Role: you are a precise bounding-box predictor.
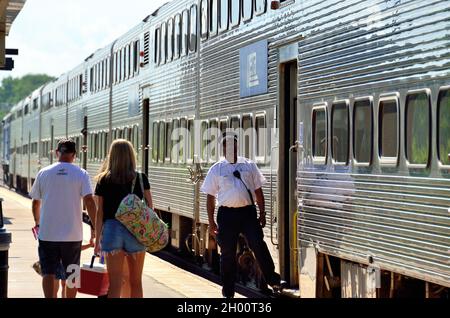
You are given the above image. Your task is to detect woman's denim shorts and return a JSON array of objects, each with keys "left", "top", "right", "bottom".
[{"left": 101, "top": 219, "right": 146, "bottom": 255}]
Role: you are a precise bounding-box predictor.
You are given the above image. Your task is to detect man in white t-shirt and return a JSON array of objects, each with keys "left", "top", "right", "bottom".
[{"left": 29, "top": 139, "right": 97, "bottom": 298}]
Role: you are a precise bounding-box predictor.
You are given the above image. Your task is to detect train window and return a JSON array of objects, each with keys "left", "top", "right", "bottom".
[
  {"left": 219, "top": 0, "right": 229, "bottom": 33},
  {"left": 174, "top": 14, "right": 181, "bottom": 60},
  {"left": 104, "top": 132, "right": 109, "bottom": 158},
  {"left": 102, "top": 132, "right": 106, "bottom": 159},
  {"left": 438, "top": 89, "right": 450, "bottom": 166},
  {"left": 189, "top": 5, "right": 198, "bottom": 52},
  {"left": 181, "top": 10, "right": 189, "bottom": 57},
  {"left": 106, "top": 59, "right": 109, "bottom": 86},
  {"left": 332, "top": 102, "right": 349, "bottom": 164},
  {"left": 161, "top": 22, "right": 167, "bottom": 65},
  {"left": 353, "top": 99, "right": 373, "bottom": 164},
  {"left": 122, "top": 50, "right": 126, "bottom": 80},
  {"left": 123, "top": 47, "right": 127, "bottom": 79},
  {"left": 201, "top": 121, "right": 209, "bottom": 162},
  {"left": 242, "top": 115, "right": 253, "bottom": 159},
  {"left": 106, "top": 58, "right": 109, "bottom": 86},
  {"left": 230, "top": 116, "right": 241, "bottom": 148},
  {"left": 179, "top": 118, "right": 187, "bottom": 164},
  {"left": 107, "top": 57, "right": 111, "bottom": 85},
  {"left": 114, "top": 52, "right": 118, "bottom": 83},
  {"left": 209, "top": 119, "right": 219, "bottom": 162},
  {"left": 312, "top": 107, "right": 327, "bottom": 160},
  {"left": 102, "top": 60, "right": 106, "bottom": 88},
  {"left": 152, "top": 122, "right": 159, "bottom": 163},
  {"left": 133, "top": 125, "right": 140, "bottom": 153},
  {"left": 255, "top": 0, "right": 266, "bottom": 15},
  {"left": 127, "top": 45, "right": 132, "bottom": 78},
  {"left": 255, "top": 115, "right": 266, "bottom": 160},
  {"left": 154, "top": 27, "right": 161, "bottom": 65},
  {"left": 188, "top": 119, "right": 195, "bottom": 162},
  {"left": 87, "top": 134, "right": 92, "bottom": 160},
  {"left": 379, "top": 98, "right": 399, "bottom": 163},
  {"left": 96, "top": 64, "right": 99, "bottom": 90},
  {"left": 230, "top": 116, "right": 240, "bottom": 131},
  {"left": 165, "top": 121, "right": 173, "bottom": 162},
  {"left": 171, "top": 119, "right": 179, "bottom": 163},
  {"left": 90, "top": 67, "right": 94, "bottom": 90},
  {"left": 33, "top": 98, "right": 38, "bottom": 110},
  {"left": 230, "top": 0, "right": 240, "bottom": 28},
  {"left": 133, "top": 41, "right": 138, "bottom": 74},
  {"left": 118, "top": 50, "right": 122, "bottom": 82},
  {"left": 159, "top": 122, "right": 166, "bottom": 163},
  {"left": 210, "top": 0, "right": 218, "bottom": 37},
  {"left": 128, "top": 127, "right": 133, "bottom": 142},
  {"left": 219, "top": 118, "right": 228, "bottom": 136},
  {"left": 94, "top": 133, "right": 99, "bottom": 160},
  {"left": 167, "top": 18, "right": 174, "bottom": 62},
  {"left": 201, "top": 0, "right": 209, "bottom": 39},
  {"left": 24, "top": 104, "right": 29, "bottom": 115},
  {"left": 406, "top": 92, "right": 430, "bottom": 166},
  {"left": 242, "top": 0, "right": 253, "bottom": 22}
]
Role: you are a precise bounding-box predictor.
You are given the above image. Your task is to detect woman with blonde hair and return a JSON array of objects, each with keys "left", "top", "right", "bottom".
[{"left": 94, "top": 139, "right": 153, "bottom": 298}]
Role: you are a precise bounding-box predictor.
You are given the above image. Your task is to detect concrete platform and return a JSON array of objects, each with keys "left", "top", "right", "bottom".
[{"left": 0, "top": 187, "right": 243, "bottom": 298}]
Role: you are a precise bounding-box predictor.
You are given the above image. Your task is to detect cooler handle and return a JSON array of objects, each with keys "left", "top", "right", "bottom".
[{"left": 90, "top": 255, "right": 98, "bottom": 268}]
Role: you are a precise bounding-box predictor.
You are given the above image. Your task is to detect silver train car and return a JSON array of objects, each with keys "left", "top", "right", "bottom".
[{"left": 1, "top": 0, "right": 449, "bottom": 297}]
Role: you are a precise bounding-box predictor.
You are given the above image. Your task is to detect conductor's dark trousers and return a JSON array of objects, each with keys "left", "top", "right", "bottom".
[{"left": 217, "top": 205, "right": 280, "bottom": 298}]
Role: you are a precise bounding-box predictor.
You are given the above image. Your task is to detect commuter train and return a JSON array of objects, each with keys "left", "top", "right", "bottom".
[{"left": 1, "top": 0, "right": 449, "bottom": 298}]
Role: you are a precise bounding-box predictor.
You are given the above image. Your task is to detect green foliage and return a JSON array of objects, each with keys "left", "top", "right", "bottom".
[{"left": 0, "top": 74, "right": 55, "bottom": 107}]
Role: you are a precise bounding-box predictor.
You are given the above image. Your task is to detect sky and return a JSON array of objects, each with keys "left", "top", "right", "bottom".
[{"left": 1, "top": 0, "right": 168, "bottom": 82}]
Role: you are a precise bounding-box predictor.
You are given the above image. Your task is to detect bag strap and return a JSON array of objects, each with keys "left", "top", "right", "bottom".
[
  {"left": 233, "top": 170, "right": 255, "bottom": 206},
  {"left": 131, "top": 174, "right": 137, "bottom": 194},
  {"left": 138, "top": 172, "right": 148, "bottom": 207}
]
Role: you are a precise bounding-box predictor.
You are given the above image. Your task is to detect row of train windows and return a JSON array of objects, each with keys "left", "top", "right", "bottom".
[
  {"left": 15, "top": 98, "right": 38, "bottom": 118},
  {"left": 11, "top": 143, "right": 38, "bottom": 156},
  {"left": 312, "top": 89, "right": 450, "bottom": 166},
  {"left": 154, "top": 0, "right": 274, "bottom": 66},
  {"left": 151, "top": 114, "right": 267, "bottom": 164},
  {"left": 90, "top": 40, "right": 140, "bottom": 93},
  {"left": 87, "top": 126, "right": 141, "bottom": 161}
]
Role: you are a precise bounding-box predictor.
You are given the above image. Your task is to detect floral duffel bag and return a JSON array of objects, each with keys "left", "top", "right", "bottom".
[{"left": 115, "top": 173, "right": 169, "bottom": 253}]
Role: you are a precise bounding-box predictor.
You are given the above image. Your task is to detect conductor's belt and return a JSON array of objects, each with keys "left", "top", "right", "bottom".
[{"left": 219, "top": 205, "right": 255, "bottom": 211}]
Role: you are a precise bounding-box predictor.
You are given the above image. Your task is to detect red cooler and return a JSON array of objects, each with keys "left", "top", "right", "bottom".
[{"left": 78, "top": 255, "right": 109, "bottom": 296}]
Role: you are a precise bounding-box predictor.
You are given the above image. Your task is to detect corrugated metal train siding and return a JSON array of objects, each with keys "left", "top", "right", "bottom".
[
  {"left": 149, "top": 166, "right": 196, "bottom": 219},
  {"left": 297, "top": 0, "right": 450, "bottom": 287}
]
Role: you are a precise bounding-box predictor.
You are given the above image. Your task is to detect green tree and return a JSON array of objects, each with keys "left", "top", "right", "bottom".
[{"left": 0, "top": 74, "right": 55, "bottom": 107}]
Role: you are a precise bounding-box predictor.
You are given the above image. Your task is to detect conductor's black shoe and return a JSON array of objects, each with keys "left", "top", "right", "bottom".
[
  {"left": 270, "top": 280, "right": 288, "bottom": 293},
  {"left": 222, "top": 291, "right": 235, "bottom": 299}
]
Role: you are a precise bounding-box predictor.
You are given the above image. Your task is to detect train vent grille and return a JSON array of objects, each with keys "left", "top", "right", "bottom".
[{"left": 144, "top": 31, "right": 150, "bottom": 66}]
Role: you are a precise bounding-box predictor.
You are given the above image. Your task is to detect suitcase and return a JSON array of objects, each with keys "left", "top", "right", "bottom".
[{"left": 78, "top": 255, "right": 109, "bottom": 296}]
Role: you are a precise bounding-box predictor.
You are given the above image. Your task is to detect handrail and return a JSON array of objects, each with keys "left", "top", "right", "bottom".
[
  {"left": 291, "top": 209, "right": 300, "bottom": 251},
  {"left": 270, "top": 145, "right": 279, "bottom": 246}
]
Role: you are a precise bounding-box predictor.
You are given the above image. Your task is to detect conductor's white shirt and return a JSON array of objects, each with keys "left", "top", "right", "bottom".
[{"left": 201, "top": 157, "right": 267, "bottom": 208}]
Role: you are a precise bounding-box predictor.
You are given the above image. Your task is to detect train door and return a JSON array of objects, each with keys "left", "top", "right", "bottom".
[
  {"left": 278, "top": 56, "right": 299, "bottom": 287},
  {"left": 142, "top": 98, "right": 150, "bottom": 175}
]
